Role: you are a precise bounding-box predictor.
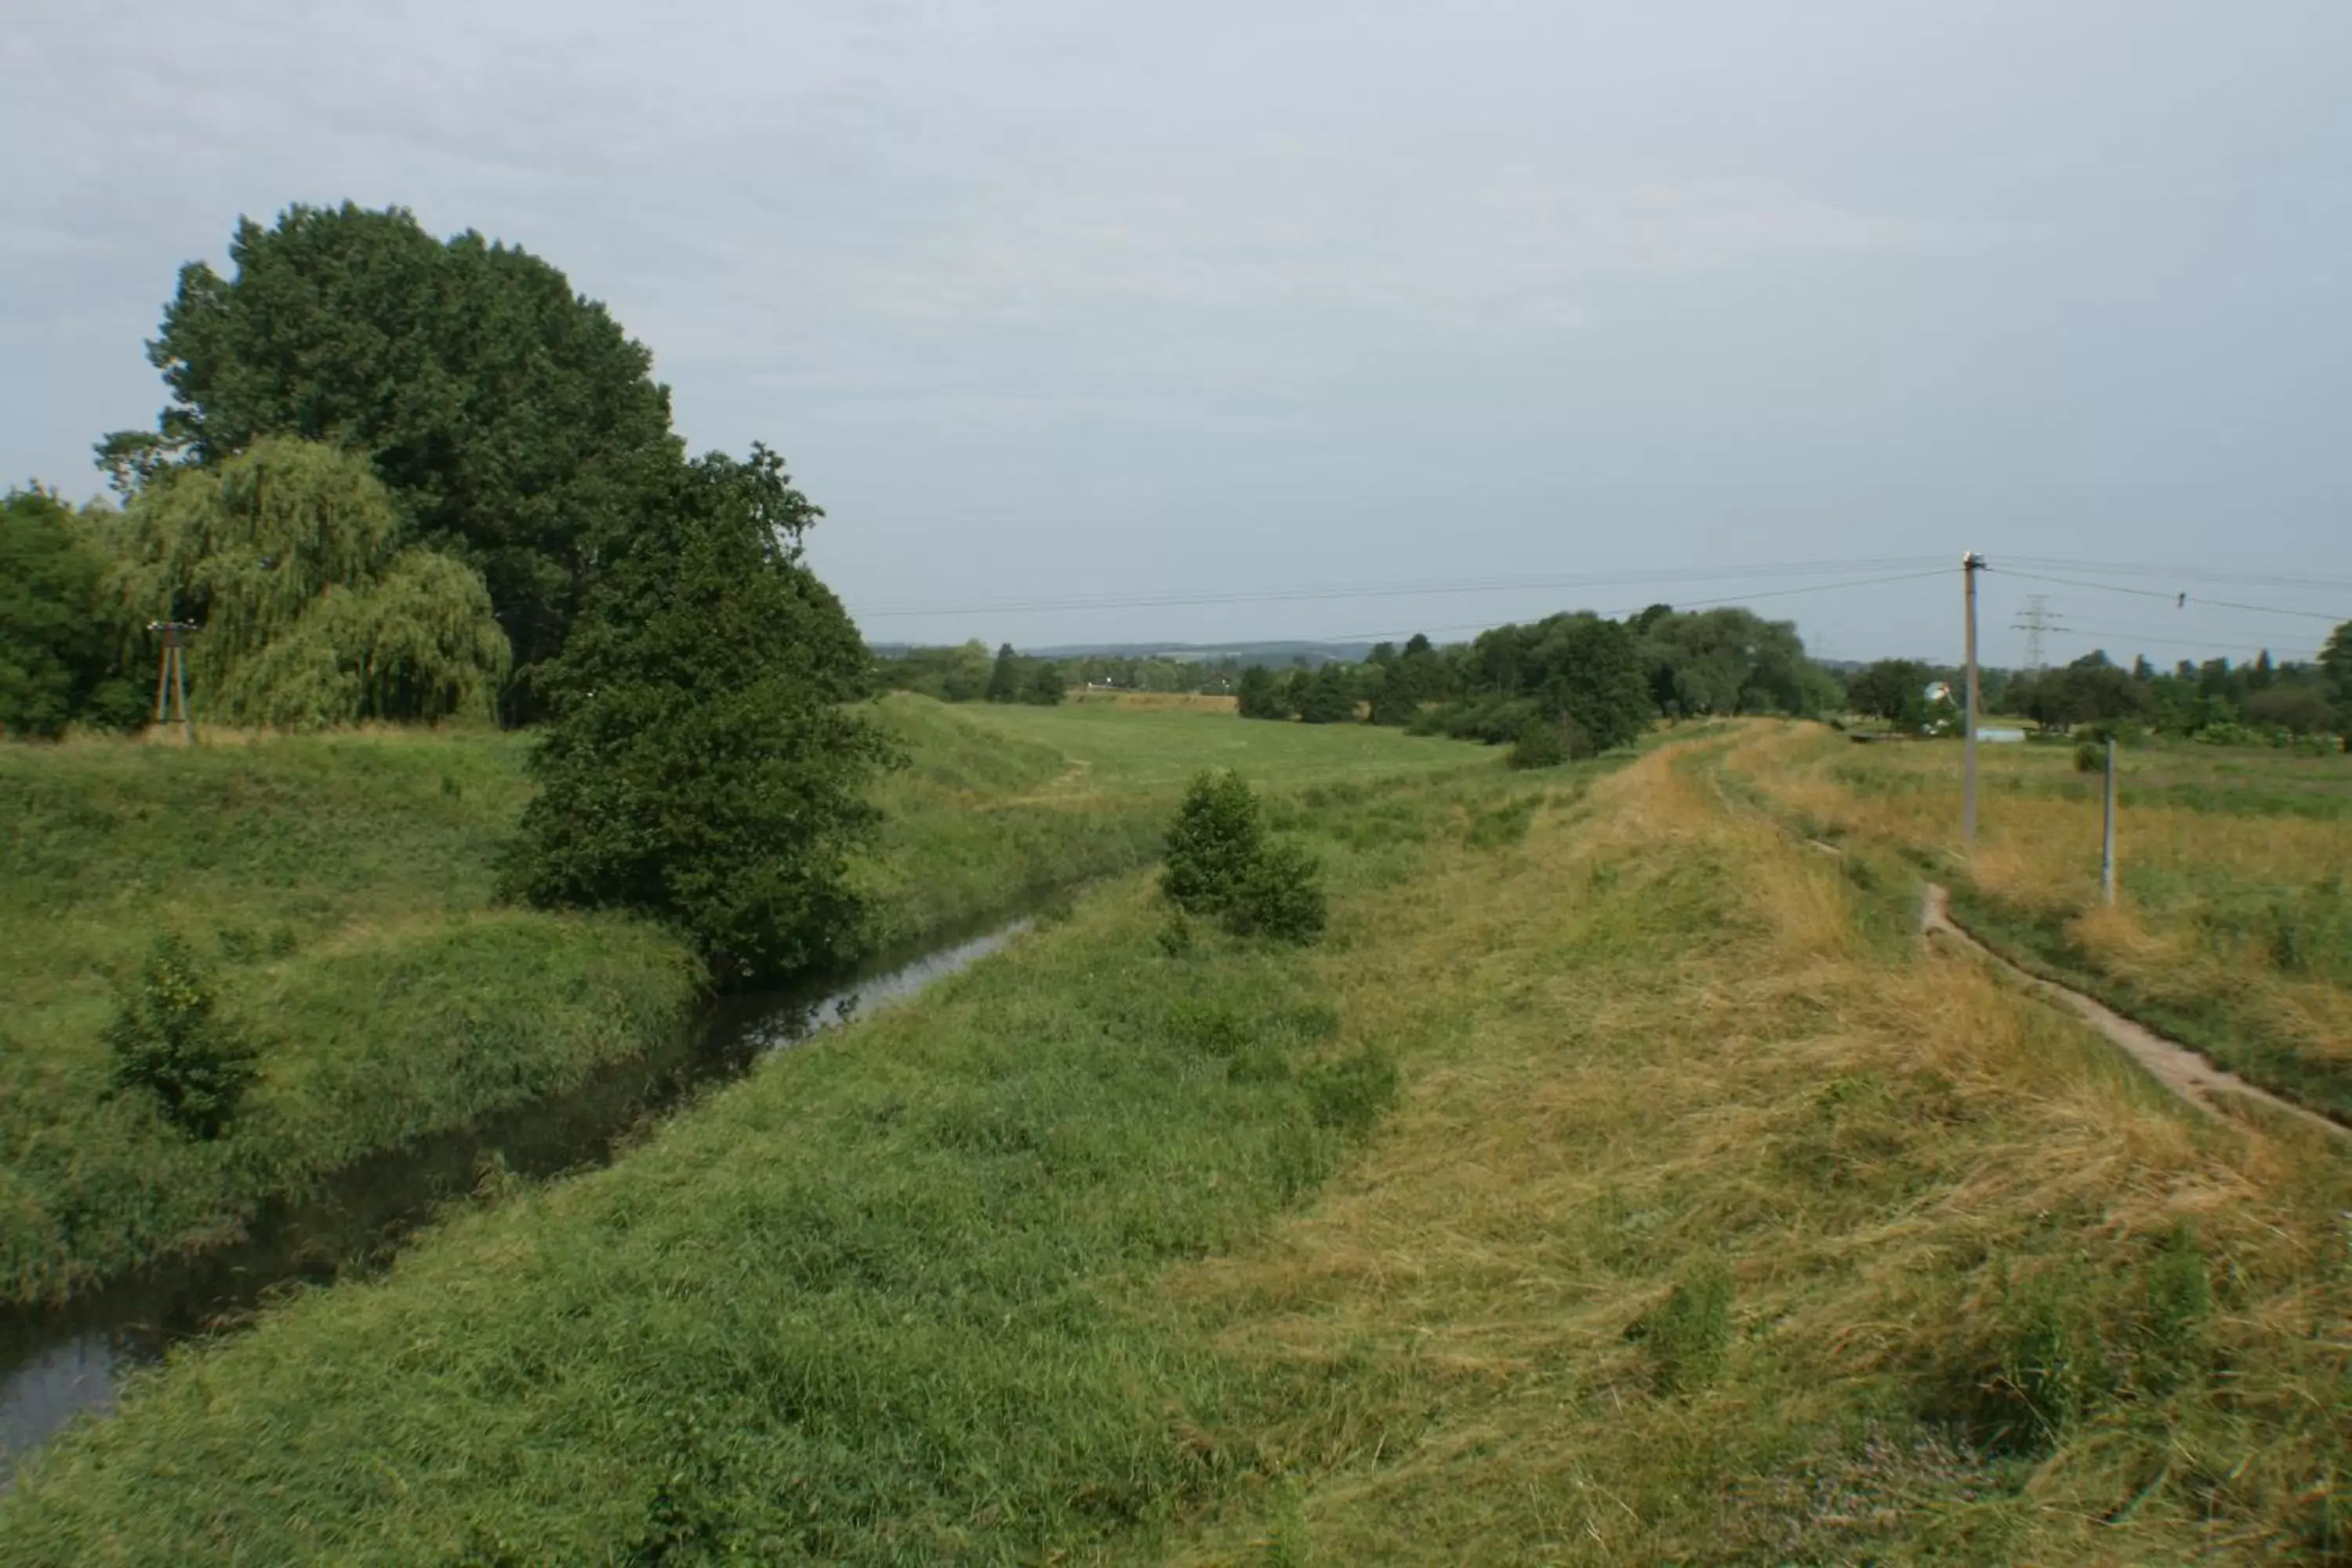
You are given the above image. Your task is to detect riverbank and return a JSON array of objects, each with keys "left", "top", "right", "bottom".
[
  {"left": 0, "top": 729, "right": 707, "bottom": 1308},
  {"left": 0, "top": 751, "right": 1524, "bottom": 1561},
  {"left": 0, "top": 697, "right": 1483, "bottom": 1311},
  {"left": 8, "top": 739, "right": 2348, "bottom": 1560}
]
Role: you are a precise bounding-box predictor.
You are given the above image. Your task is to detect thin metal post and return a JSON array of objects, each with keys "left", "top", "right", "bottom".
[
  {"left": 1962, "top": 553, "right": 1984, "bottom": 843},
  {"left": 2101, "top": 736, "right": 2118, "bottom": 905},
  {"left": 153, "top": 641, "right": 173, "bottom": 726}
]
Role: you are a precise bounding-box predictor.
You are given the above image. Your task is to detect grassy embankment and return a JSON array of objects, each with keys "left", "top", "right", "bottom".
[
  {"left": 0, "top": 694, "right": 1480, "bottom": 1308},
  {"left": 6, "top": 728, "right": 2348, "bottom": 1561},
  {"left": 1720, "top": 722, "right": 2352, "bottom": 1123},
  {"left": 858, "top": 692, "right": 1480, "bottom": 946}
]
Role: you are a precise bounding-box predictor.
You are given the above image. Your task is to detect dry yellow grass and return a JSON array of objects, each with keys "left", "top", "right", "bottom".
[
  {"left": 1067, "top": 690, "right": 1243, "bottom": 713},
  {"left": 1140, "top": 739, "right": 2352, "bottom": 1563},
  {"left": 1723, "top": 724, "right": 2352, "bottom": 1111}
]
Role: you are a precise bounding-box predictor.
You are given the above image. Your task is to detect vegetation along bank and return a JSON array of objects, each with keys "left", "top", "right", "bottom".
[{"left": 6, "top": 736, "right": 2350, "bottom": 1561}]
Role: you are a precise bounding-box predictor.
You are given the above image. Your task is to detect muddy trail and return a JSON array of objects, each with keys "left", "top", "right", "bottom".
[{"left": 1921, "top": 883, "right": 2350, "bottom": 1146}]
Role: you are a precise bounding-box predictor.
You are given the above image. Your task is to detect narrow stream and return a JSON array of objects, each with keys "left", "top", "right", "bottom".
[{"left": 0, "top": 914, "right": 1031, "bottom": 1488}]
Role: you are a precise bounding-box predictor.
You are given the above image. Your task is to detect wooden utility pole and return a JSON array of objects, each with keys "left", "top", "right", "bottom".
[
  {"left": 1962, "top": 553, "right": 1984, "bottom": 843},
  {"left": 2101, "top": 736, "right": 2119, "bottom": 905},
  {"left": 148, "top": 621, "right": 197, "bottom": 744}
]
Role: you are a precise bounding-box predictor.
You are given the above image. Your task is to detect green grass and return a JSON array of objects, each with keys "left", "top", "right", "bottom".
[
  {"left": 1725, "top": 724, "right": 2352, "bottom": 1124},
  {"left": 9, "top": 739, "right": 2351, "bottom": 1561},
  {"left": 957, "top": 701, "right": 1487, "bottom": 794},
  {"left": 0, "top": 770, "right": 1501, "bottom": 1563},
  {"left": 0, "top": 700, "right": 1494, "bottom": 1308},
  {"left": 0, "top": 730, "right": 709, "bottom": 1307},
  {"left": 855, "top": 696, "right": 1491, "bottom": 946}
]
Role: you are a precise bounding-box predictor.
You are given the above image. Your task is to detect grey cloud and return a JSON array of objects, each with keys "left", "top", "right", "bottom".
[{"left": 5, "top": 0, "right": 2349, "bottom": 662}]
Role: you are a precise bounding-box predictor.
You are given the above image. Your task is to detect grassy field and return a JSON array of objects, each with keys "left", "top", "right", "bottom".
[
  {"left": 0, "top": 698, "right": 1484, "bottom": 1308},
  {"left": 1720, "top": 724, "right": 2352, "bottom": 1122},
  {"left": 957, "top": 699, "right": 1486, "bottom": 793},
  {"left": 5, "top": 731, "right": 2349, "bottom": 1561},
  {"left": 0, "top": 728, "right": 705, "bottom": 1308},
  {"left": 858, "top": 695, "right": 1487, "bottom": 946}
]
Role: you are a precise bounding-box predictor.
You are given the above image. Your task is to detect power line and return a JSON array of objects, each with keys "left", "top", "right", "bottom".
[
  {"left": 858, "top": 555, "right": 1949, "bottom": 620},
  {"left": 859, "top": 554, "right": 2349, "bottom": 627},
  {"left": 2002, "top": 556, "right": 2352, "bottom": 594},
  {"left": 1991, "top": 567, "right": 2348, "bottom": 623}
]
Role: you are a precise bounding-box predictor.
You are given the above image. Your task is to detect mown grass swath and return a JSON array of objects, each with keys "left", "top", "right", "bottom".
[{"left": 1723, "top": 722, "right": 2352, "bottom": 1122}]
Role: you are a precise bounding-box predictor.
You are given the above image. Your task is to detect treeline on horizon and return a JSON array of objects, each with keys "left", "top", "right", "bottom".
[{"left": 880, "top": 604, "right": 2352, "bottom": 757}]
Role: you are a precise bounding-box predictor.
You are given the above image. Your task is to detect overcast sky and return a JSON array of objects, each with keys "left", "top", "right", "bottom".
[{"left": 7, "top": 1, "right": 2349, "bottom": 664}]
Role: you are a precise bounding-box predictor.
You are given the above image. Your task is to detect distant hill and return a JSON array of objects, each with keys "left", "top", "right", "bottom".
[
  {"left": 868, "top": 640, "right": 1378, "bottom": 667},
  {"left": 1029, "top": 641, "right": 1376, "bottom": 666}
]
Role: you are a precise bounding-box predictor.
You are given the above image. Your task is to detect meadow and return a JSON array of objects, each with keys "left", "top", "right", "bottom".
[
  {"left": 5, "top": 722, "right": 2349, "bottom": 1562},
  {"left": 0, "top": 698, "right": 1483, "bottom": 1308},
  {"left": 1720, "top": 724, "right": 2352, "bottom": 1122}
]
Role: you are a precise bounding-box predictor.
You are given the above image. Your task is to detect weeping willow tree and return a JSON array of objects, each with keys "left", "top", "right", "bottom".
[{"left": 109, "top": 437, "right": 509, "bottom": 728}]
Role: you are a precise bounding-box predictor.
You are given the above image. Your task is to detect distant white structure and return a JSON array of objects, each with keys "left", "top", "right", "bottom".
[{"left": 1976, "top": 727, "right": 2026, "bottom": 743}]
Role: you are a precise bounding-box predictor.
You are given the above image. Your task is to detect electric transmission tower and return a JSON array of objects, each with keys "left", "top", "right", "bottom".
[{"left": 2009, "top": 594, "right": 2067, "bottom": 672}]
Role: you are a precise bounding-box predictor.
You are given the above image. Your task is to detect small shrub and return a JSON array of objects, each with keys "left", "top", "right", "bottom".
[
  {"left": 1160, "top": 771, "right": 1327, "bottom": 945},
  {"left": 1162, "top": 770, "right": 1267, "bottom": 918},
  {"left": 1231, "top": 839, "right": 1329, "bottom": 943},
  {"left": 2073, "top": 741, "right": 2104, "bottom": 773},
  {"left": 1507, "top": 718, "right": 1569, "bottom": 770},
  {"left": 2191, "top": 720, "right": 2270, "bottom": 749},
  {"left": 1630, "top": 1257, "right": 1733, "bottom": 1395},
  {"left": 103, "top": 935, "right": 260, "bottom": 1139}
]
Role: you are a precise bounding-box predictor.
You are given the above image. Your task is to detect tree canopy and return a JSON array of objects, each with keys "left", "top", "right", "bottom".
[
  {"left": 105, "top": 437, "right": 510, "bottom": 728},
  {"left": 101, "top": 202, "right": 683, "bottom": 708},
  {"left": 503, "top": 448, "right": 892, "bottom": 985},
  {"left": 0, "top": 489, "right": 141, "bottom": 738}
]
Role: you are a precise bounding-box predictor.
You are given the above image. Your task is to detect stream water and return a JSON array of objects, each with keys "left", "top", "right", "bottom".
[{"left": 0, "top": 914, "right": 1031, "bottom": 1488}]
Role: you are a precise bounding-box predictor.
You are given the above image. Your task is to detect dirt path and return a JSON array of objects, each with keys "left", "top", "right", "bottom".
[{"left": 1921, "top": 884, "right": 2350, "bottom": 1145}]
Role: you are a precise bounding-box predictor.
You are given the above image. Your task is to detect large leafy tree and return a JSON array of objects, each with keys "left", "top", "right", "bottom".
[
  {"left": 1527, "top": 613, "right": 1654, "bottom": 753},
  {"left": 985, "top": 642, "right": 1022, "bottom": 703},
  {"left": 1640, "top": 607, "right": 1817, "bottom": 716},
  {"left": 0, "top": 489, "right": 140, "bottom": 737},
  {"left": 1298, "top": 662, "right": 1356, "bottom": 724},
  {"left": 100, "top": 203, "right": 682, "bottom": 710},
  {"left": 1846, "top": 659, "right": 1933, "bottom": 725},
  {"left": 1234, "top": 666, "right": 1284, "bottom": 719},
  {"left": 504, "top": 446, "right": 893, "bottom": 985},
  {"left": 2323, "top": 621, "right": 2352, "bottom": 707},
  {"left": 106, "top": 437, "right": 510, "bottom": 728}
]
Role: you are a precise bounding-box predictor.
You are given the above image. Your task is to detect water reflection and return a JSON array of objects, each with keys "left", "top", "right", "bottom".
[{"left": 0, "top": 913, "right": 1032, "bottom": 1486}]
